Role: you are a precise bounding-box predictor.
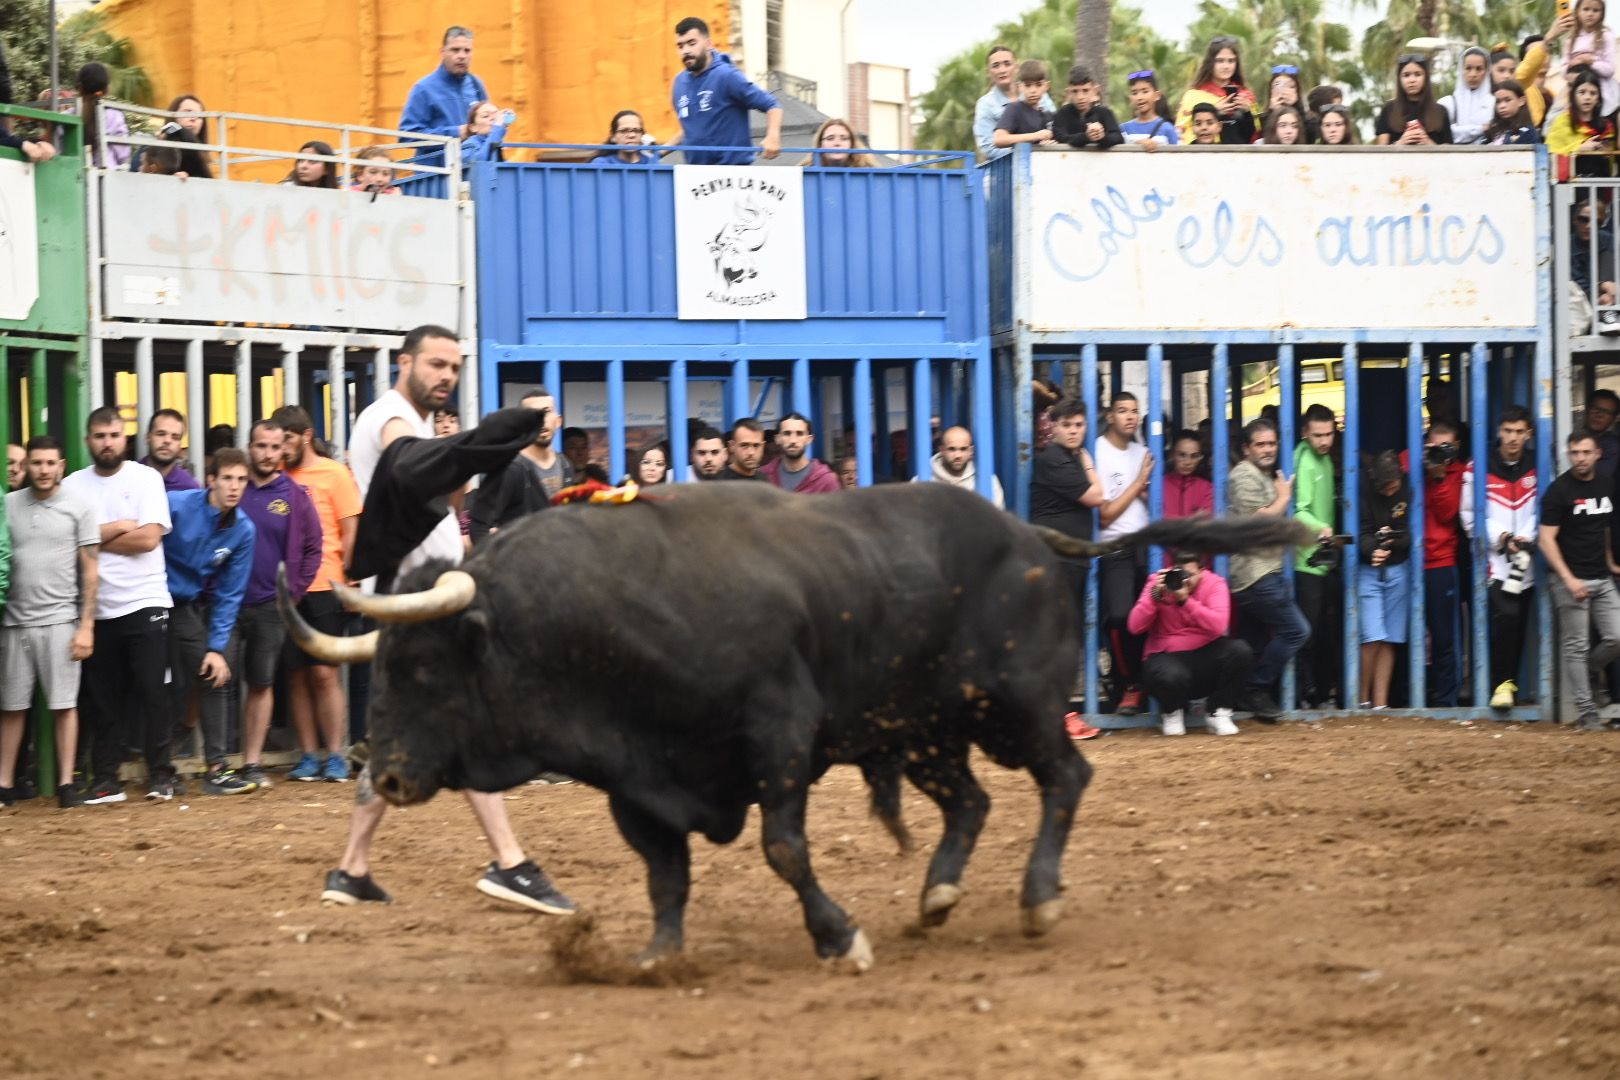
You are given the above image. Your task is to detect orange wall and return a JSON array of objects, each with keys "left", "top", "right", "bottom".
[{"left": 98, "top": 0, "right": 730, "bottom": 152}]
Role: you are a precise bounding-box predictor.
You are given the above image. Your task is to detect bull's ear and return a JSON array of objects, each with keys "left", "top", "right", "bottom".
[{"left": 461, "top": 608, "right": 492, "bottom": 652}]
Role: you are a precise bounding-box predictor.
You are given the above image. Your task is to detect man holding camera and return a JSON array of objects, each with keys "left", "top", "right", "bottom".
[
  {"left": 1400, "top": 420, "right": 1466, "bottom": 707},
  {"left": 1462, "top": 406, "right": 1538, "bottom": 710},
  {"left": 1127, "top": 551, "right": 1251, "bottom": 736}
]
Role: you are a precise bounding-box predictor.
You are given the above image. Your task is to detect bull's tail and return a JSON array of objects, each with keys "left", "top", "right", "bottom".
[{"left": 1034, "top": 515, "right": 1316, "bottom": 560}]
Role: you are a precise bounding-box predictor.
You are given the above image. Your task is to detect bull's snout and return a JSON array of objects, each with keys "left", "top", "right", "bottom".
[{"left": 372, "top": 769, "right": 419, "bottom": 806}]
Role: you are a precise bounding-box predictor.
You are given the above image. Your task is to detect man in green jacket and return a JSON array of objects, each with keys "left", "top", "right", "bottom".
[{"left": 1293, "top": 404, "right": 1339, "bottom": 708}]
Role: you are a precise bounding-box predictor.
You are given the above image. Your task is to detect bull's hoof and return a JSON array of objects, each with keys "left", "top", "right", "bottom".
[
  {"left": 633, "top": 944, "right": 683, "bottom": 970},
  {"left": 918, "top": 883, "right": 964, "bottom": 928},
  {"left": 1021, "top": 898, "right": 1064, "bottom": 938},
  {"left": 824, "top": 928, "right": 874, "bottom": 974}
]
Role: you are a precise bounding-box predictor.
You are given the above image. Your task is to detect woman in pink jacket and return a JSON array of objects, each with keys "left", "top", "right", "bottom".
[{"left": 1125, "top": 550, "right": 1253, "bottom": 737}]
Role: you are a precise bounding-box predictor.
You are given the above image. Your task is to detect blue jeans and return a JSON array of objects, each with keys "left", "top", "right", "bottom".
[{"left": 1233, "top": 572, "right": 1311, "bottom": 690}]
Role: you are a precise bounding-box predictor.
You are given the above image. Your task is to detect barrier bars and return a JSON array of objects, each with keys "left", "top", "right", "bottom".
[
  {"left": 1406, "top": 343, "right": 1428, "bottom": 708},
  {"left": 1278, "top": 343, "right": 1298, "bottom": 712},
  {"left": 1082, "top": 344, "right": 1101, "bottom": 719},
  {"left": 1468, "top": 343, "right": 1491, "bottom": 711},
  {"left": 1342, "top": 344, "right": 1361, "bottom": 704}
]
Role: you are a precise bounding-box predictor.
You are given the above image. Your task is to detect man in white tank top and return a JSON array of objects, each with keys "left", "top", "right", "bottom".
[{"left": 321, "top": 325, "right": 575, "bottom": 916}]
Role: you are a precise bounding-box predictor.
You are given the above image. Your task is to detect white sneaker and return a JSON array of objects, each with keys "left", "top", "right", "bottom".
[
  {"left": 1207, "top": 708, "right": 1239, "bottom": 736},
  {"left": 1160, "top": 709, "right": 1185, "bottom": 736}
]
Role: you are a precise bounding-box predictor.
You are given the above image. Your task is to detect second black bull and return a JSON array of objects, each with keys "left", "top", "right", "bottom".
[{"left": 280, "top": 483, "right": 1309, "bottom": 970}]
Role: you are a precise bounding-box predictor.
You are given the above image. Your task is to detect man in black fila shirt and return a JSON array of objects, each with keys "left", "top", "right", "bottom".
[{"left": 1539, "top": 429, "right": 1620, "bottom": 730}]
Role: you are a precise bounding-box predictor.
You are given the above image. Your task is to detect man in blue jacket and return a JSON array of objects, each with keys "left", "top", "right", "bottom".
[
  {"left": 400, "top": 26, "right": 489, "bottom": 165},
  {"left": 672, "top": 17, "right": 782, "bottom": 164},
  {"left": 164, "top": 448, "right": 256, "bottom": 796}
]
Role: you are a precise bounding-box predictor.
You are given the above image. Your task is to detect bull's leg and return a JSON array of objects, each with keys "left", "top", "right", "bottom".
[
  {"left": 1019, "top": 746, "right": 1093, "bottom": 938},
  {"left": 608, "top": 794, "right": 691, "bottom": 966},
  {"left": 759, "top": 794, "right": 871, "bottom": 972},
  {"left": 904, "top": 752, "right": 990, "bottom": 928},
  {"left": 858, "top": 755, "right": 914, "bottom": 856}
]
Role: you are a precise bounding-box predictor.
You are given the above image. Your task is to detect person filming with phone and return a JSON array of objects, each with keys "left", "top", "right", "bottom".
[{"left": 1127, "top": 550, "right": 1253, "bottom": 737}]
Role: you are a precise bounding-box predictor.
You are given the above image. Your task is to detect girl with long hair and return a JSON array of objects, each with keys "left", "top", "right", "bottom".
[
  {"left": 283, "top": 140, "right": 338, "bottom": 188},
  {"left": 1485, "top": 80, "right": 1543, "bottom": 144},
  {"left": 1556, "top": 0, "right": 1619, "bottom": 116},
  {"left": 1260, "top": 104, "right": 1305, "bottom": 145},
  {"left": 803, "top": 118, "right": 875, "bottom": 167},
  {"left": 77, "top": 62, "right": 129, "bottom": 167},
  {"left": 1374, "top": 54, "right": 1453, "bottom": 145},
  {"left": 1548, "top": 67, "right": 1617, "bottom": 177},
  {"left": 1316, "top": 103, "right": 1360, "bottom": 145},
  {"left": 1175, "top": 37, "right": 1262, "bottom": 144}
]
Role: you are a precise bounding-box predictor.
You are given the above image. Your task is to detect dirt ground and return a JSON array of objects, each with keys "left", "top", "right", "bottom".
[{"left": 2, "top": 716, "right": 1619, "bottom": 1080}]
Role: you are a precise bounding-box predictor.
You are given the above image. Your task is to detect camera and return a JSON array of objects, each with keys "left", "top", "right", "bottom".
[
  {"left": 1504, "top": 536, "right": 1533, "bottom": 554},
  {"left": 1161, "top": 567, "right": 1187, "bottom": 592},
  {"left": 1425, "top": 442, "right": 1459, "bottom": 467},
  {"left": 1307, "top": 542, "right": 1341, "bottom": 569},
  {"left": 1377, "top": 528, "right": 1406, "bottom": 551}
]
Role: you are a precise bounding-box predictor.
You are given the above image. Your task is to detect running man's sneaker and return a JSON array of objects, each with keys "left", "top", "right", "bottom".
[
  {"left": 1490, "top": 680, "right": 1517, "bottom": 710},
  {"left": 84, "top": 778, "right": 127, "bottom": 805},
  {"left": 203, "top": 767, "right": 258, "bottom": 796},
  {"left": 56, "top": 782, "right": 87, "bottom": 808},
  {"left": 1063, "top": 712, "right": 1102, "bottom": 740},
  {"left": 321, "top": 869, "right": 393, "bottom": 905},
  {"left": 287, "top": 753, "right": 323, "bottom": 782},
  {"left": 476, "top": 861, "right": 577, "bottom": 915},
  {"left": 241, "top": 764, "right": 272, "bottom": 790},
  {"left": 1160, "top": 709, "right": 1185, "bottom": 737},
  {"left": 1206, "top": 708, "right": 1240, "bottom": 736},
  {"left": 322, "top": 755, "right": 351, "bottom": 783},
  {"left": 1577, "top": 712, "right": 1607, "bottom": 732},
  {"left": 144, "top": 777, "right": 177, "bottom": 801}
]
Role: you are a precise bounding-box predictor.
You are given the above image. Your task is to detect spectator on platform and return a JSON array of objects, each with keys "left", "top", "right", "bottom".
[
  {"left": 975, "top": 45, "right": 1056, "bottom": 161},
  {"left": 1128, "top": 550, "right": 1250, "bottom": 737},
  {"left": 1540, "top": 429, "right": 1620, "bottom": 729},
  {"left": 1096, "top": 393, "right": 1153, "bottom": 714},
  {"left": 1485, "top": 80, "right": 1543, "bottom": 144},
  {"left": 561, "top": 427, "right": 609, "bottom": 485},
  {"left": 141, "top": 409, "right": 199, "bottom": 492},
  {"left": 1293, "top": 404, "right": 1339, "bottom": 709},
  {"left": 1584, "top": 389, "right": 1620, "bottom": 476},
  {"left": 134, "top": 95, "right": 213, "bottom": 178},
  {"left": 1549, "top": 68, "right": 1617, "bottom": 178},
  {"left": 635, "top": 443, "right": 671, "bottom": 485},
  {"left": 1399, "top": 420, "right": 1467, "bottom": 707},
  {"left": 401, "top": 27, "right": 488, "bottom": 147},
  {"left": 1119, "top": 70, "right": 1179, "bottom": 146},
  {"left": 1187, "top": 102, "right": 1223, "bottom": 145},
  {"left": 1375, "top": 55, "right": 1454, "bottom": 145},
  {"left": 284, "top": 140, "right": 340, "bottom": 188},
  {"left": 139, "top": 144, "right": 181, "bottom": 176},
  {"left": 722, "top": 419, "right": 767, "bottom": 480},
  {"left": 1492, "top": 47, "right": 1520, "bottom": 88},
  {"left": 0, "top": 436, "right": 97, "bottom": 808},
  {"left": 1163, "top": 431, "right": 1213, "bottom": 521},
  {"left": 672, "top": 16, "right": 782, "bottom": 164},
  {"left": 1307, "top": 84, "right": 1344, "bottom": 119},
  {"left": 77, "top": 63, "right": 129, "bottom": 168},
  {"left": 1260, "top": 105, "right": 1306, "bottom": 145},
  {"left": 1176, "top": 37, "right": 1262, "bottom": 145},
  {"left": 1052, "top": 66, "right": 1123, "bottom": 150},
  {"left": 7, "top": 443, "right": 25, "bottom": 491},
  {"left": 593, "top": 110, "right": 657, "bottom": 165},
  {"left": 163, "top": 448, "right": 256, "bottom": 795},
  {"left": 1461, "top": 406, "right": 1538, "bottom": 710},
  {"left": 235, "top": 420, "right": 321, "bottom": 788},
  {"left": 1266, "top": 64, "right": 1305, "bottom": 112},
  {"left": 836, "top": 456, "right": 859, "bottom": 489},
  {"left": 462, "top": 101, "right": 509, "bottom": 164},
  {"left": 1357, "top": 451, "right": 1413, "bottom": 710},
  {"left": 349, "top": 146, "right": 401, "bottom": 195},
  {"left": 993, "top": 60, "right": 1057, "bottom": 150},
  {"left": 691, "top": 427, "right": 729, "bottom": 481},
  {"left": 1226, "top": 418, "right": 1305, "bottom": 721},
  {"left": 470, "top": 389, "right": 568, "bottom": 543},
  {"left": 917, "top": 425, "right": 1004, "bottom": 508},
  {"left": 1317, "top": 104, "right": 1360, "bottom": 145},
  {"left": 1514, "top": 16, "right": 1570, "bottom": 129},
  {"left": 1571, "top": 202, "right": 1618, "bottom": 334},
  {"left": 804, "top": 118, "right": 875, "bottom": 167},
  {"left": 1440, "top": 47, "right": 1494, "bottom": 144},
  {"left": 1554, "top": 0, "right": 1619, "bottom": 116},
  {"left": 762, "top": 413, "right": 839, "bottom": 493},
  {"left": 64, "top": 407, "right": 174, "bottom": 805}
]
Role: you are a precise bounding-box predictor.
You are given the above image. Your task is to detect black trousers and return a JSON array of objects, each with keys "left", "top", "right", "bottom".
[
  {"left": 80, "top": 606, "right": 172, "bottom": 783},
  {"left": 1141, "top": 637, "right": 1255, "bottom": 712},
  {"left": 1098, "top": 550, "right": 1146, "bottom": 687},
  {"left": 168, "top": 601, "right": 235, "bottom": 768},
  {"left": 1489, "top": 584, "right": 1533, "bottom": 690},
  {"left": 1294, "top": 571, "right": 1341, "bottom": 704}
]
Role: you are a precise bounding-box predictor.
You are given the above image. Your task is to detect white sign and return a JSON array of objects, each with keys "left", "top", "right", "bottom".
[
  {"left": 1026, "top": 149, "right": 1540, "bottom": 332},
  {"left": 99, "top": 171, "right": 462, "bottom": 331},
  {"left": 674, "top": 165, "right": 807, "bottom": 320},
  {"left": 0, "top": 159, "right": 40, "bottom": 322}
]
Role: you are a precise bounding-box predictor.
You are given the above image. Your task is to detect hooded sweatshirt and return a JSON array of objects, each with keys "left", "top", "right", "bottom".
[
  {"left": 1440, "top": 47, "right": 1495, "bottom": 144},
  {"left": 672, "top": 51, "right": 779, "bottom": 165},
  {"left": 240, "top": 471, "right": 322, "bottom": 607},
  {"left": 914, "top": 452, "right": 1005, "bottom": 509},
  {"left": 762, "top": 456, "right": 841, "bottom": 494},
  {"left": 163, "top": 489, "right": 256, "bottom": 653},
  {"left": 1461, "top": 449, "right": 1537, "bottom": 584}
]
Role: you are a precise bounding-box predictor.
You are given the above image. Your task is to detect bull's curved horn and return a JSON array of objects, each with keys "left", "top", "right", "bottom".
[
  {"left": 276, "top": 564, "right": 378, "bottom": 663},
  {"left": 330, "top": 570, "right": 477, "bottom": 624}
]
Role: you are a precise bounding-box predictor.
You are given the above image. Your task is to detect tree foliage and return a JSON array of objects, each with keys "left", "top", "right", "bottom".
[{"left": 0, "top": 1, "right": 151, "bottom": 108}]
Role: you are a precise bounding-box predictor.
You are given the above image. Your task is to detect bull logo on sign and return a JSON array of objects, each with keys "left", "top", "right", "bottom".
[{"left": 707, "top": 195, "right": 771, "bottom": 290}]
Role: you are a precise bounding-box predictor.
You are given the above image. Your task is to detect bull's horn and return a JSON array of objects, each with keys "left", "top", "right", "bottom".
[
  {"left": 276, "top": 564, "right": 378, "bottom": 663},
  {"left": 331, "top": 570, "right": 477, "bottom": 624}
]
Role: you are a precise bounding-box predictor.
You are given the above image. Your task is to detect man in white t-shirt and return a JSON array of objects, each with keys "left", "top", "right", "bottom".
[
  {"left": 1092, "top": 392, "right": 1153, "bottom": 715},
  {"left": 320, "top": 324, "right": 575, "bottom": 917},
  {"left": 62, "top": 407, "right": 176, "bottom": 804}
]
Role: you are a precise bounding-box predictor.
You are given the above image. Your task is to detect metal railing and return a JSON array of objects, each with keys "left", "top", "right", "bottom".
[{"left": 502, "top": 142, "right": 970, "bottom": 169}]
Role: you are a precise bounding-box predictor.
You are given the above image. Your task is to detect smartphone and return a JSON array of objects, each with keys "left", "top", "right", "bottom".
[
  {"left": 1224, "top": 84, "right": 1241, "bottom": 98},
  {"left": 1559, "top": 0, "right": 1574, "bottom": 17}
]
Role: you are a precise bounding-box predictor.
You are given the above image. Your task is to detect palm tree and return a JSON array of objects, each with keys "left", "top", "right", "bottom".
[{"left": 1075, "top": 0, "right": 1112, "bottom": 87}]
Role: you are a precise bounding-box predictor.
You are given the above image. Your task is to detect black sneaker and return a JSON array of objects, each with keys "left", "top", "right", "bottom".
[
  {"left": 57, "top": 783, "right": 86, "bottom": 808},
  {"left": 241, "top": 764, "right": 272, "bottom": 790},
  {"left": 0, "top": 785, "right": 16, "bottom": 807},
  {"left": 1577, "top": 712, "right": 1607, "bottom": 732},
  {"left": 144, "top": 777, "right": 177, "bottom": 801},
  {"left": 84, "top": 779, "right": 128, "bottom": 805},
  {"left": 203, "top": 767, "right": 257, "bottom": 796},
  {"left": 13, "top": 776, "right": 37, "bottom": 801},
  {"left": 1242, "top": 689, "right": 1282, "bottom": 723},
  {"left": 321, "top": 869, "right": 393, "bottom": 905},
  {"left": 476, "top": 861, "right": 576, "bottom": 915}
]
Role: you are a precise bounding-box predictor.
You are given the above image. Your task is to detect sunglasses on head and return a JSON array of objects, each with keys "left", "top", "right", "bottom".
[
  {"left": 1397, "top": 53, "right": 1431, "bottom": 67},
  {"left": 1271, "top": 64, "right": 1300, "bottom": 76},
  {"left": 1127, "top": 69, "right": 1155, "bottom": 81}
]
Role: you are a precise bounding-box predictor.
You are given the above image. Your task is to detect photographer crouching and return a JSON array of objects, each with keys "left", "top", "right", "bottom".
[{"left": 1125, "top": 550, "right": 1253, "bottom": 737}]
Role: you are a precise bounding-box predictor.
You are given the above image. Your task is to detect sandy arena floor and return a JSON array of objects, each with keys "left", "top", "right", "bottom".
[{"left": 2, "top": 716, "right": 1618, "bottom": 1080}]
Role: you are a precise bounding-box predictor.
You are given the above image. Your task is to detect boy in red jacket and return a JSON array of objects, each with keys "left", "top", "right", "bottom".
[{"left": 1399, "top": 419, "right": 1466, "bottom": 706}]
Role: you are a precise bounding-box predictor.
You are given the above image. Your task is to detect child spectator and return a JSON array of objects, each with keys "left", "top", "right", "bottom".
[
  {"left": 77, "top": 63, "right": 129, "bottom": 168},
  {"left": 1491, "top": 47, "right": 1519, "bottom": 88},
  {"left": 1317, "top": 103, "right": 1360, "bottom": 145},
  {"left": 349, "top": 146, "right": 401, "bottom": 195},
  {"left": 283, "top": 140, "right": 339, "bottom": 187},
  {"left": 1555, "top": 0, "right": 1619, "bottom": 117},
  {"left": 593, "top": 110, "right": 657, "bottom": 165},
  {"left": 804, "top": 118, "right": 875, "bottom": 167},
  {"left": 1485, "top": 80, "right": 1543, "bottom": 144},
  {"left": 1176, "top": 36, "right": 1262, "bottom": 144},
  {"left": 139, "top": 144, "right": 183, "bottom": 176},
  {"left": 992, "top": 60, "right": 1056, "bottom": 149},
  {"left": 1119, "top": 70, "right": 1179, "bottom": 146},
  {"left": 1052, "top": 66, "right": 1123, "bottom": 149},
  {"left": 1266, "top": 64, "right": 1313, "bottom": 142},
  {"left": 1188, "top": 102, "right": 1223, "bottom": 144},
  {"left": 462, "top": 100, "right": 509, "bottom": 163},
  {"left": 1374, "top": 55, "right": 1454, "bottom": 145},
  {"left": 1260, "top": 104, "right": 1306, "bottom": 145},
  {"left": 1440, "top": 46, "right": 1494, "bottom": 144},
  {"left": 1549, "top": 68, "right": 1617, "bottom": 177},
  {"left": 1357, "top": 451, "right": 1413, "bottom": 709}
]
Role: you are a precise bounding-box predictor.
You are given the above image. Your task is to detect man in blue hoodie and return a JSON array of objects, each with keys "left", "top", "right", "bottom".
[
  {"left": 164, "top": 448, "right": 256, "bottom": 796},
  {"left": 672, "top": 16, "right": 782, "bottom": 164},
  {"left": 400, "top": 26, "right": 489, "bottom": 165}
]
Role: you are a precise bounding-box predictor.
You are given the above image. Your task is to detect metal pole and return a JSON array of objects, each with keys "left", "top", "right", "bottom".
[
  {"left": 235, "top": 340, "right": 253, "bottom": 446},
  {"left": 911, "top": 357, "right": 932, "bottom": 484},
  {"left": 1407, "top": 343, "right": 1427, "bottom": 710},
  {"left": 134, "top": 336, "right": 155, "bottom": 456},
  {"left": 606, "top": 357, "right": 625, "bottom": 481},
  {"left": 1082, "top": 343, "right": 1100, "bottom": 719},
  {"left": 1342, "top": 343, "right": 1361, "bottom": 706},
  {"left": 669, "top": 358, "right": 688, "bottom": 484},
  {"left": 186, "top": 340, "right": 206, "bottom": 478},
  {"left": 48, "top": 1, "right": 59, "bottom": 115},
  {"left": 1469, "top": 342, "right": 1491, "bottom": 712},
  {"left": 854, "top": 357, "right": 874, "bottom": 486},
  {"left": 1278, "top": 344, "right": 1298, "bottom": 712}
]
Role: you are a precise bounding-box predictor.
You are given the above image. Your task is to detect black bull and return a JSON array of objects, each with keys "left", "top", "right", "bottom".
[{"left": 280, "top": 483, "right": 1309, "bottom": 970}]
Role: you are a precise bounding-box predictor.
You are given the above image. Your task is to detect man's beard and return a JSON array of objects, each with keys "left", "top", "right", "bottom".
[
  {"left": 407, "top": 371, "right": 448, "bottom": 410},
  {"left": 93, "top": 447, "right": 121, "bottom": 468},
  {"left": 149, "top": 446, "right": 178, "bottom": 465}
]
